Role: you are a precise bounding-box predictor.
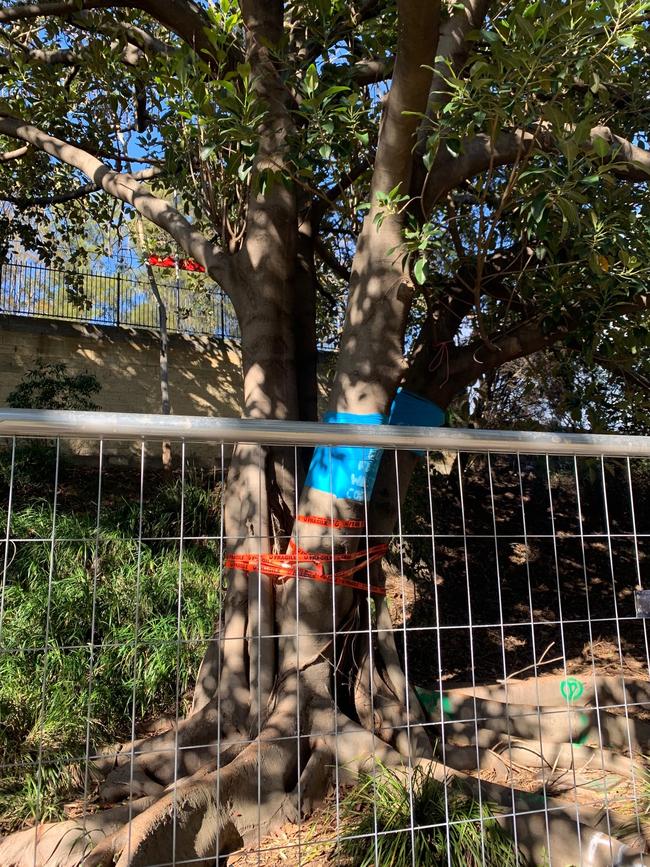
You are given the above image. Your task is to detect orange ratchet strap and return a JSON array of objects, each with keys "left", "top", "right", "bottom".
[{"left": 225, "top": 540, "right": 387, "bottom": 595}]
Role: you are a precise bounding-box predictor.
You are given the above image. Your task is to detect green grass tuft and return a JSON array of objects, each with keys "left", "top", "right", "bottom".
[
  {"left": 0, "top": 469, "right": 223, "bottom": 831},
  {"left": 338, "top": 764, "right": 519, "bottom": 867}
]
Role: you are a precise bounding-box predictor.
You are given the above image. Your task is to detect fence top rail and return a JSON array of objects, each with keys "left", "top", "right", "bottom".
[{"left": 0, "top": 409, "right": 649, "bottom": 456}]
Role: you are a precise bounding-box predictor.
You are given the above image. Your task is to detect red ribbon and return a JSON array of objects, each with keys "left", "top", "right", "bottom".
[
  {"left": 147, "top": 255, "right": 206, "bottom": 273},
  {"left": 225, "top": 539, "right": 387, "bottom": 595},
  {"left": 296, "top": 514, "right": 366, "bottom": 530}
]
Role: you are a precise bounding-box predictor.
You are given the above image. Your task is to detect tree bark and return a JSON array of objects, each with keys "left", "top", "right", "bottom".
[{"left": 145, "top": 263, "right": 172, "bottom": 470}]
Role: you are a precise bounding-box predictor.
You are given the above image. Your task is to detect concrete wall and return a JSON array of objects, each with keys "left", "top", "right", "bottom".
[
  {"left": 0, "top": 315, "right": 336, "bottom": 467},
  {"left": 0, "top": 315, "right": 244, "bottom": 465}
]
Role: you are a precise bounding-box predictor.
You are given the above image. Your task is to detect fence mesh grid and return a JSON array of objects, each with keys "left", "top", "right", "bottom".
[
  {"left": 0, "top": 260, "right": 240, "bottom": 339},
  {"left": 0, "top": 422, "right": 648, "bottom": 866}
]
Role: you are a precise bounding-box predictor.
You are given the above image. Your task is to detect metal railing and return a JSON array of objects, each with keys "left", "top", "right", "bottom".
[
  {"left": 0, "top": 409, "right": 648, "bottom": 866},
  {"left": 1, "top": 408, "right": 649, "bottom": 454},
  {"left": 0, "top": 260, "right": 241, "bottom": 339}
]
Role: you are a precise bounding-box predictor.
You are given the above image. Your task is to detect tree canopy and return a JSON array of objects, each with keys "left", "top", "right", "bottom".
[{"left": 1, "top": 0, "right": 649, "bottom": 427}]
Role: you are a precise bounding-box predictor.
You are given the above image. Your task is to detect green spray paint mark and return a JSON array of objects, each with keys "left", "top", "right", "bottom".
[
  {"left": 415, "top": 688, "right": 439, "bottom": 714},
  {"left": 560, "top": 677, "right": 584, "bottom": 703},
  {"left": 415, "top": 689, "right": 455, "bottom": 718}
]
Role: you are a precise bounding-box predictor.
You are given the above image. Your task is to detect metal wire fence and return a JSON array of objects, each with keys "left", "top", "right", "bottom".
[
  {"left": 0, "top": 410, "right": 649, "bottom": 866},
  {"left": 0, "top": 260, "right": 240, "bottom": 339}
]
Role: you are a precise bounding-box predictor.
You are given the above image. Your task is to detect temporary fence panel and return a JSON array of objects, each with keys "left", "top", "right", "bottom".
[{"left": 0, "top": 409, "right": 648, "bottom": 866}]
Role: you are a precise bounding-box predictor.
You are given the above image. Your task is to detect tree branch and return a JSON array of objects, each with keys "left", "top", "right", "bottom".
[
  {"left": 423, "top": 125, "right": 650, "bottom": 211},
  {"left": 0, "top": 167, "right": 160, "bottom": 207},
  {"left": 72, "top": 13, "right": 176, "bottom": 57},
  {"left": 370, "top": 0, "right": 440, "bottom": 199},
  {"left": 312, "top": 160, "right": 371, "bottom": 224},
  {"left": 588, "top": 125, "right": 650, "bottom": 181},
  {"left": 292, "top": 0, "right": 389, "bottom": 71},
  {"left": 0, "top": 114, "right": 235, "bottom": 295},
  {"left": 416, "top": 0, "right": 492, "bottom": 149},
  {"left": 0, "top": 144, "right": 28, "bottom": 160},
  {"left": 350, "top": 57, "right": 392, "bottom": 85},
  {"left": 314, "top": 236, "right": 351, "bottom": 283},
  {"left": 441, "top": 291, "right": 649, "bottom": 400},
  {"left": 0, "top": 0, "right": 227, "bottom": 69},
  {"left": 0, "top": 45, "right": 78, "bottom": 66},
  {"left": 594, "top": 355, "right": 650, "bottom": 392},
  {"left": 321, "top": 56, "right": 393, "bottom": 86},
  {"left": 0, "top": 0, "right": 112, "bottom": 22},
  {"left": 1, "top": 180, "right": 100, "bottom": 206}
]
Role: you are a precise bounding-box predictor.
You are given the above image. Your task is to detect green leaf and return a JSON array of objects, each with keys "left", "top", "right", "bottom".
[
  {"left": 617, "top": 34, "right": 636, "bottom": 49},
  {"left": 480, "top": 29, "right": 500, "bottom": 45},
  {"left": 413, "top": 257, "right": 427, "bottom": 285},
  {"left": 522, "top": 0, "right": 540, "bottom": 19},
  {"left": 304, "top": 63, "right": 319, "bottom": 96},
  {"left": 320, "top": 85, "right": 350, "bottom": 100},
  {"left": 555, "top": 197, "right": 579, "bottom": 240},
  {"left": 591, "top": 136, "right": 609, "bottom": 158}
]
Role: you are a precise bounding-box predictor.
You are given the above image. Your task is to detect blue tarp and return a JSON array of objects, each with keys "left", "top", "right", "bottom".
[{"left": 304, "top": 390, "right": 446, "bottom": 502}]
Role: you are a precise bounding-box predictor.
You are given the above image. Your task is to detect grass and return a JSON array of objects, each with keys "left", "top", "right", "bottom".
[
  {"left": 0, "top": 455, "right": 223, "bottom": 831},
  {"left": 338, "top": 764, "right": 519, "bottom": 867}
]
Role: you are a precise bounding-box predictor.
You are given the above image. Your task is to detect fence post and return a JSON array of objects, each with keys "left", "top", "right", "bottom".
[
  {"left": 116, "top": 274, "right": 121, "bottom": 326},
  {"left": 220, "top": 292, "right": 225, "bottom": 338}
]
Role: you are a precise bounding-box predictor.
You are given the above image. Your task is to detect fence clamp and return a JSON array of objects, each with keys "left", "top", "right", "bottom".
[{"left": 634, "top": 590, "right": 650, "bottom": 618}]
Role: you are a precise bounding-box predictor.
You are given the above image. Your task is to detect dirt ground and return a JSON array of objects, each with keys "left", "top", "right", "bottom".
[{"left": 228, "top": 454, "right": 650, "bottom": 865}]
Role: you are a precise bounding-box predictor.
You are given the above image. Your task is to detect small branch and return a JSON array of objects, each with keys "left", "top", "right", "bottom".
[
  {"left": 315, "top": 280, "right": 338, "bottom": 309},
  {"left": 0, "top": 113, "right": 235, "bottom": 296},
  {"left": 1, "top": 180, "right": 99, "bottom": 206},
  {"left": 314, "top": 236, "right": 351, "bottom": 283},
  {"left": 0, "top": 144, "right": 28, "bottom": 160},
  {"left": 455, "top": 244, "right": 531, "bottom": 310},
  {"left": 594, "top": 355, "right": 650, "bottom": 392},
  {"left": 0, "top": 166, "right": 160, "bottom": 207},
  {"left": 312, "top": 161, "right": 371, "bottom": 223},
  {"left": 445, "top": 196, "right": 465, "bottom": 259},
  {"left": 423, "top": 124, "right": 650, "bottom": 213}
]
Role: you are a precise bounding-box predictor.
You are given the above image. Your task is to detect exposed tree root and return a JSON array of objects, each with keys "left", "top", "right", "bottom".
[
  {"left": 94, "top": 704, "right": 251, "bottom": 803},
  {"left": 0, "top": 797, "right": 157, "bottom": 867},
  {"left": 4, "top": 718, "right": 645, "bottom": 867},
  {"left": 2, "top": 592, "right": 647, "bottom": 867}
]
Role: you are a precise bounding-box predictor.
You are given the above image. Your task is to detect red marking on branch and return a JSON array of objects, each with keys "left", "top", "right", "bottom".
[{"left": 147, "top": 254, "right": 206, "bottom": 273}]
